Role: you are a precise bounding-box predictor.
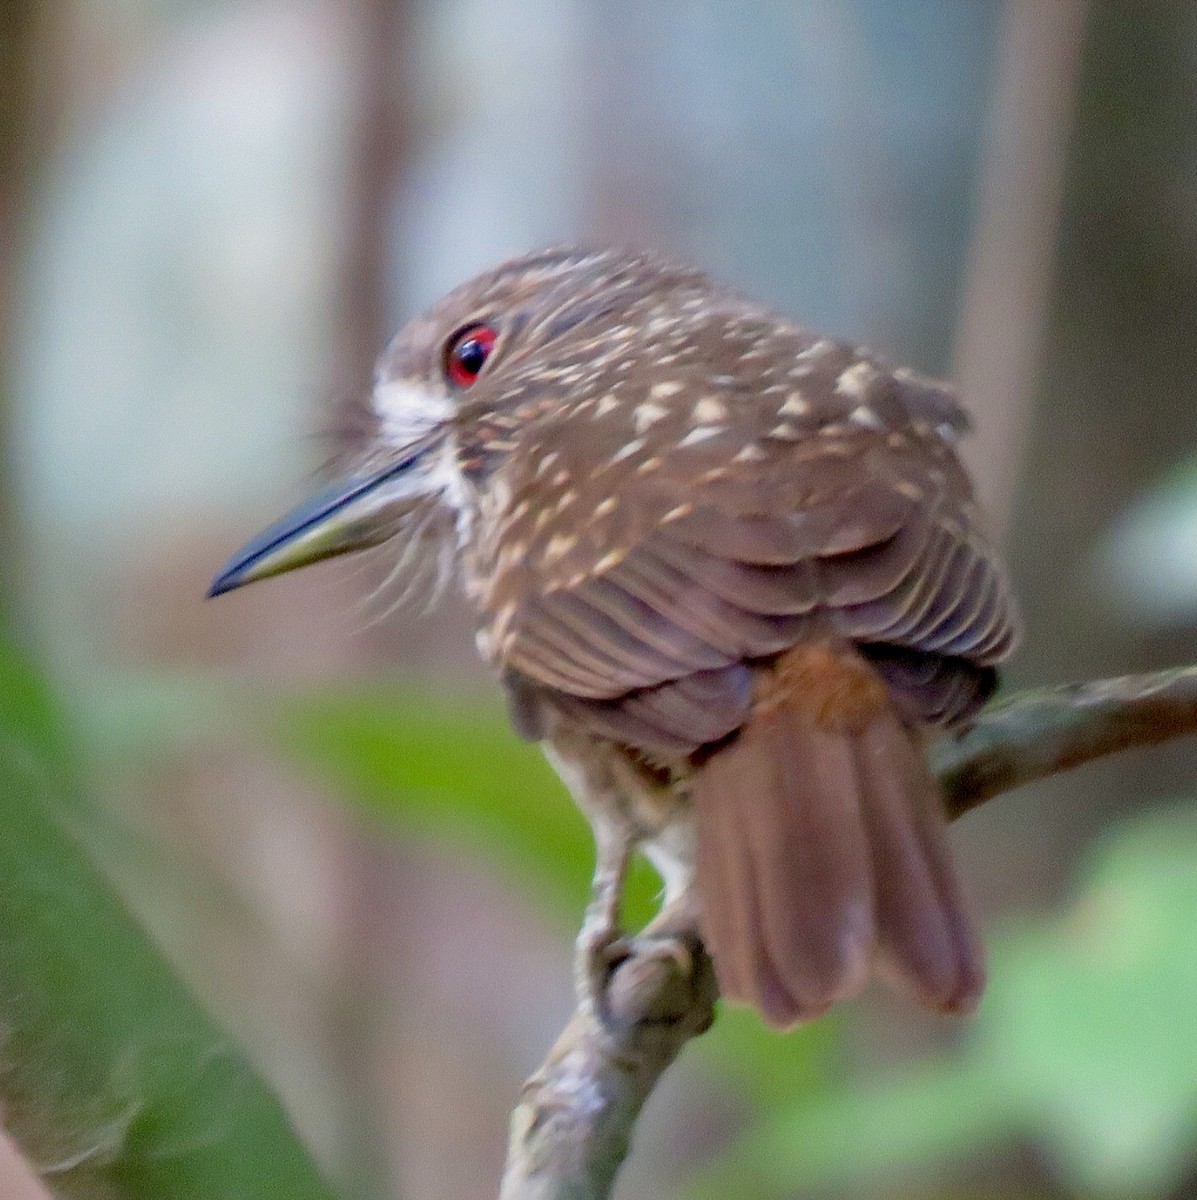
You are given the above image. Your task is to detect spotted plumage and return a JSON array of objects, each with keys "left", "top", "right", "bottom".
[{"left": 213, "top": 246, "right": 1021, "bottom": 1029}]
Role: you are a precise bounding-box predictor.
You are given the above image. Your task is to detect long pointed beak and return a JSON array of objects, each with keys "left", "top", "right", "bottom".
[{"left": 208, "top": 444, "right": 433, "bottom": 598}]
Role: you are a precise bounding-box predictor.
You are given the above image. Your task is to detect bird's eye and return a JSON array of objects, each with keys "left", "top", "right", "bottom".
[{"left": 445, "top": 324, "right": 497, "bottom": 388}]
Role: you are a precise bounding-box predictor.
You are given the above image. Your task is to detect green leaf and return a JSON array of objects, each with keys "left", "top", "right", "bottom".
[
  {"left": 0, "top": 642, "right": 338, "bottom": 1199},
  {"left": 976, "top": 803, "right": 1197, "bottom": 1196},
  {"left": 692, "top": 1003, "right": 842, "bottom": 1113},
  {"left": 0, "top": 636, "right": 79, "bottom": 799},
  {"left": 687, "top": 1058, "right": 1007, "bottom": 1199}
]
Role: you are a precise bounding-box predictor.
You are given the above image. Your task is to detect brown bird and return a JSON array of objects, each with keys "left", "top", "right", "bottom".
[{"left": 210, "top": 246, "right": 1020, "bottom": 1029}]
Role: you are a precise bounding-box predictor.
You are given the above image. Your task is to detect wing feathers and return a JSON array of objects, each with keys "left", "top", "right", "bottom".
[
  {"left": 860, "top": 644, "right": 996, "bottom": 726},
  {"left": 608, "top": 552, "right": 807, "bottom": 657},
  {"left": 662, "top": 510, "right": 822, "bottom": 564},
  {"left": 541, "top": 584, "right": 729, "bottom": 676},
  {"left": 650, "top": 537, "right": 819, "bottom": 615},
  {"left": 539, "top": 664, "right": 753, "bottom": 755},
  {"left": 514, "top": 601, "right": 685, "bottom": 695},
  {"left": 489, "top": 424, "right": 1018, "bottom": 722},
  {"left": 819, "top": 507, "right": 935, "bottom": 606},
  {"left": 620, "top": 665, "right": 753, "bottom": 744}
]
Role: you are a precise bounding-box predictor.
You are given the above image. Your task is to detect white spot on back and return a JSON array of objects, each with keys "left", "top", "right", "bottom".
[
  {"left": 848, "top": 404, "right": 884, "bottom": 429},
  {"left": 594, "top": 548, "right": 627, "bottom": 573},
  {"left": 610, "top": 437, "right": 646, "bottom": 464},
  {"left": 835, "top": 361, "right": 878, "bottom": 401},
  {"left": 650, "top": 380, "right": 684, "bottom": 399},
  {"left": 779, "top": 391, "right": 809, "bottom": 417},
  {"left": 693, "top": 397, "right": 728, "bottom": 423},
  {"left": 679, "top": 425, "right": 721, "bottom": 447},
  {"left": 634, "top": 401, "right": 669, "bottom": 433},
  {"left": 796, "top": 338, "right": 835, "bottom": 361},
  {"left": 768, "top": 422, "right": 801, "bottom": 440},
  {"left": 494, "top": 600, "right": 518, "bottom": 635},
  {"left": 733, "top": 443, "right": 767, "bottom": 463},
  {"left": 595, "top": 394, "right": 620, "bottom": 418}
]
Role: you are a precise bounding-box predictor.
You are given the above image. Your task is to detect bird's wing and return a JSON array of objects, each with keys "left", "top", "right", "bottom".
[{"left": 477, "top": 371, "right": 1018, "bottom": 751}]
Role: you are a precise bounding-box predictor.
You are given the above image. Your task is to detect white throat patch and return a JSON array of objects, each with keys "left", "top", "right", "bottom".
[{"left": 371, "top": 377, "right": 469, "bottom": 540}]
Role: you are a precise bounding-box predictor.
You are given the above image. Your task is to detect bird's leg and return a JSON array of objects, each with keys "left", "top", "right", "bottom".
[
  {"left": 574, "top": 815, "right": 636, "bottom": 1018},
  {"left": 629, "top": 839, "right": 705, "bottom": 987}
]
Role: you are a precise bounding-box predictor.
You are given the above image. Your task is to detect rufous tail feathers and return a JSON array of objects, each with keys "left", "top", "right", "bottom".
[{"left": 692, "top": 642, "right": 984, "bottom": 1030}]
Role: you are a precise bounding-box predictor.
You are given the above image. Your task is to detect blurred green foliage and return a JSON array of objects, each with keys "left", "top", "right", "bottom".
[
  {"left": 274, "top": 687, "right": 624, "bottom": 919},
  {"left": 12, "top": 659, "right": 1197, "bottom": 1198},
  {"left": 263, "top": 686, "right": 1197, "bottom": 1197},
  {"left": 270, "top": 685, "right": 843, "bottom": 1113},
  {"left": 693, "top": 803, "right": 1197, "bottom": 1199},
  {"left": 0, "top": 641, "right": 338, "bottom": 1200},
  {"left": 257, "top": 681, "right": 1197, "bottom": 1195}
]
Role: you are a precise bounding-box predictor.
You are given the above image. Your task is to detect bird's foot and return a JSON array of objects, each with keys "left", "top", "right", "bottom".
[
  {"left": 574, "top": 918, "right": 632, "bottom": 1020},
  {"left": 576, "top": 892, "right": 709, "bottom": 1036},
  {"left": 581, "top": 926, "right": 713, "bottom": 1039},
  {"left": 619, "top": 930, "right": 697, "bottom": 993}
]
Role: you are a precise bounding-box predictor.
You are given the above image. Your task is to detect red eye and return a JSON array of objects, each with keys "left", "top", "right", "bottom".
[{"left": 445, "top": 324, "right": 497, "bottom": 388}]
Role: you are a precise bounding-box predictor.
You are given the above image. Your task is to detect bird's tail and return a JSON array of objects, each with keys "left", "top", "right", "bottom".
[{"left": 691, "top": 641, "right": 984, "bottom": 1029}]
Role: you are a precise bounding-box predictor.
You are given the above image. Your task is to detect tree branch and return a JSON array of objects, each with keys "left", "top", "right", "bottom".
[
  {"left": 498, "top": 665, "right": 1197, "bottom": 1199},
  {"left": 937, "top": 665, "right": 1197, "bottom": 817}
]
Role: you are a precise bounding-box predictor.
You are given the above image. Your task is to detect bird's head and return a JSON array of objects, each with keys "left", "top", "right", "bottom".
[{"left": 208, "top": 245, "right": 726, "bottom": 599}]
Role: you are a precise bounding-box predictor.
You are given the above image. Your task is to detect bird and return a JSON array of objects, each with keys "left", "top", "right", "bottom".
[{"left": 210, "top": 246, "right": 1020, "bottom": 1029}]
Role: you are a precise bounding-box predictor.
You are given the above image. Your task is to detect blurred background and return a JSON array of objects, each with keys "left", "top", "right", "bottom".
[{"left": 4, "top": 1, "right": 1197, "bottom": 1197}]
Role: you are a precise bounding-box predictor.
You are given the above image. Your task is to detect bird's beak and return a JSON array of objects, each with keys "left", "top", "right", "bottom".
[{"left": 208, "top": 443, "right": 433, "bottom": 598}]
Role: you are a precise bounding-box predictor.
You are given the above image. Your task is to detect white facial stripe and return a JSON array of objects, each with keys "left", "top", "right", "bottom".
[
  {"left": 439, "top": 432, "right": 471, "bottom": 546},
  {"left": 373, "top": 378, "right": 455, "bottom": 446},
  {"left": 372, "top": 377, "right": 470, "bottom": 548}
]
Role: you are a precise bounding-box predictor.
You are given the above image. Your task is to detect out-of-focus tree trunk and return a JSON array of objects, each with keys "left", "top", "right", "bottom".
[
  {"left": 331, "top": 0, "right": 412, "bottom": 391},
  {"left": 0, "top": 1, "right": 40, "bottom": 630},
  {"left": 953, "top": 0, "right": 1088, "bottom": 536},
  {"left": 327, "top": 2, "right": 413, "bottom": 1197},
  {"left": 988, "top": 0, "right": 1197, "bottom": 898}
]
